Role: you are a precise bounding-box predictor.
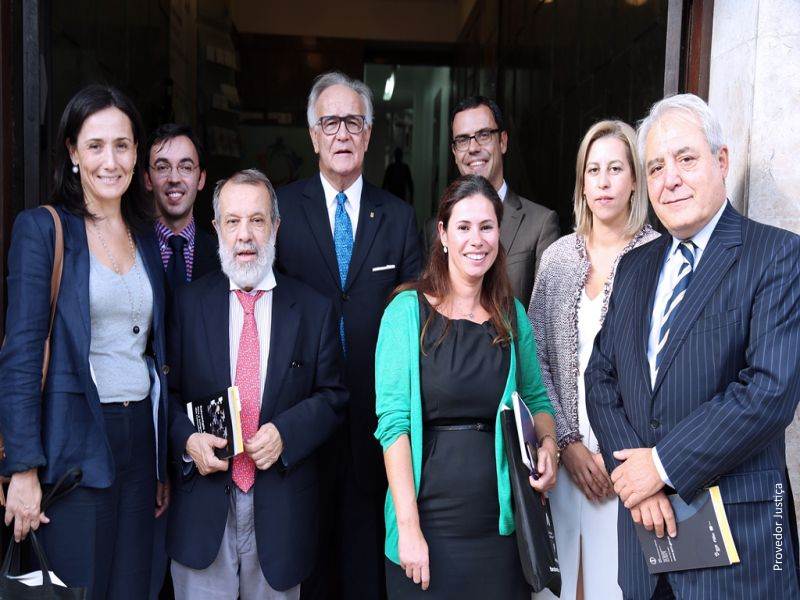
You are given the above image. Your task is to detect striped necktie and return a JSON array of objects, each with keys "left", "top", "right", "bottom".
[
  {"left": 655, "top": 241, "right": 696, "bottom": 372},
  {"left": 334, "top": 192, "right": 353, "bottom": 354}
]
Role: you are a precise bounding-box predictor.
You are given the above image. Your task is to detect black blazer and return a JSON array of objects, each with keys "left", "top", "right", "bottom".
[
  {"left": 275, "top": 175, "right": 421, "bottom": 493},
  {"left": 191, "top": 224, "right": 219, "bottom": 281},
  {"left": 165, "top": 270, "right": 348, "bottom": 591}
]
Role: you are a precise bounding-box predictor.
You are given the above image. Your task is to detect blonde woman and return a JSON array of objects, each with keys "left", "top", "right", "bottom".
[{"left": 529, "top": 120, "right": 659, "bottom": 600}]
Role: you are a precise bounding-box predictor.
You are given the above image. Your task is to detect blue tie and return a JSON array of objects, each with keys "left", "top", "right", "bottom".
[
  {"left": 334, "top": 192, "right": 353, "bottom": 353},
  {"left": 655, "top": 241, "right": 696, "bottom": 371}
]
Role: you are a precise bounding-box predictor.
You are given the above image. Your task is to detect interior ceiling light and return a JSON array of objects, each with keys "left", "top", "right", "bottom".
[{"left": 383, "top": 72, "right": 395, "bottom": 101}]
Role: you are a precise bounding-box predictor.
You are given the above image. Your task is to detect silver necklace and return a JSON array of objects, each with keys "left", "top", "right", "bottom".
[
  {"left": 91, "top": 220, "right": 144, "bottom": 335},
  {"left": 451, "top": 300, "right": 476, "bottom": 320}
]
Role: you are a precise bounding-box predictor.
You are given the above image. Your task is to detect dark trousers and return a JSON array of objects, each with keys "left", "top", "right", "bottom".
[
  {"left": 150, "top": 507, "right": 174, "bottom": 600},
  {"left": 301, "top": 433, "right": 386, "bottom": 600},
  {"left": 36, "top": 400, "right": 156, "bottom": 600}
]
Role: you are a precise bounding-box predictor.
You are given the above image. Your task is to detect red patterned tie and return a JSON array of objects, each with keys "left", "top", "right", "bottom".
[{"left": 231, "top": 289, "right": 264, "bottom": 493}]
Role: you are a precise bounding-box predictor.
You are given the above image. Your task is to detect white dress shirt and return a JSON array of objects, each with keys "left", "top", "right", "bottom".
[
  {"left": 320, "top": 173, "right": 362, "bottom": 237},
  {"left": 649, "top": 200, "right": 727, "bottom": 485},
  {"left": 228, "top": 268, "right": 277, "bottom": 405},
  {"left": 497, "top": 180, "right": 508, "bottom": 202}
]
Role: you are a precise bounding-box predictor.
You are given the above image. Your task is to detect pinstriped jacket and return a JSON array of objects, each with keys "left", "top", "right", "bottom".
[
  {"left": 586, "top": 203, "right": 800, "bottom": 599},
  {"left": 527, "top": 226, "right": 659, "bottom": 448}
]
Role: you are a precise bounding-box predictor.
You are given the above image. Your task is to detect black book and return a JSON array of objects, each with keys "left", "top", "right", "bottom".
[
  {"left": 636, "top": 486, "right": 740, "bottom": 573},
  {"left": 185, "top": 386, "right": 244, "bottom": 459}
]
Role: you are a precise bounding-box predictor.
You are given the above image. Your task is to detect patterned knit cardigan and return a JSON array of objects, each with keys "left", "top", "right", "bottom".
[{"left": 527, "top": 226, "right": 659, "bottom": 448}]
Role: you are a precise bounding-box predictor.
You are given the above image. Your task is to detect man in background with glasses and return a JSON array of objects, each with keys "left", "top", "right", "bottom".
[
  {"left": 423, "top": 96, "right": 560, "bottom": 304},
  {"left": 144, "top": 123, "right": 219, "bottom": 600},
  {"left": 145, "top": 124, "right": 219, "bottom": 294},
  {"left": 275, "top": 71, "right": 421, "bottom": 600}
]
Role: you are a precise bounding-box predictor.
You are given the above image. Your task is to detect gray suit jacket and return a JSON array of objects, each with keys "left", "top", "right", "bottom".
[{"left": 422, "top": 188, "right": 560, "bottom": 303}]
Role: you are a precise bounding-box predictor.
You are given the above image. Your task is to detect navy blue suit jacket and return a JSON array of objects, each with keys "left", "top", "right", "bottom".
[
  {"left": 165, "top": 270, "right": 348, "bottom": 591},
  {"left": 586, "top": 203, "right": 800, "bottom": 599},
  {"left": 0, "top": 206, "right": 169, "bottom": 486},
  {"left": 275, "top": 175, "right": 421, "bottom": 493}
]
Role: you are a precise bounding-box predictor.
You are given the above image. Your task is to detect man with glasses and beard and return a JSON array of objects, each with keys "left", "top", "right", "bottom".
[
  {"left": 423, "top": 96, "right": 560, "bottom": 304},
  {"left": 145, "top": 124, "right": 219, "bottom": 294},
  {"left": 275, "top": 71, "right": 421, "bottom": 600},
  {"left": 165, "top": 169, "right": 348, "bottom": 600}
]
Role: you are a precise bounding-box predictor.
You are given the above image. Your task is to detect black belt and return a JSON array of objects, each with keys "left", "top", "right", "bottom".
[{"left": 425, "top": 422, "right": 493, "bottom": 433}]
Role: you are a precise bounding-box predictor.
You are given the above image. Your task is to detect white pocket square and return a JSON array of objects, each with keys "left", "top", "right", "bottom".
[{"left": 372, "top": 264, "right": 396, "bottom": 272}]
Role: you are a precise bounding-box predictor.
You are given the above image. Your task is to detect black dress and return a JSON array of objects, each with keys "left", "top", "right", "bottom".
[{"left": 385, "top": 297, "right": 530, "bottom": 599}]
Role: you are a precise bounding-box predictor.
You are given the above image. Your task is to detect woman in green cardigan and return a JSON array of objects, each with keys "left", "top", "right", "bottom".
[{"left": 375, "top": 175, "right": 559, "bottom": 599}]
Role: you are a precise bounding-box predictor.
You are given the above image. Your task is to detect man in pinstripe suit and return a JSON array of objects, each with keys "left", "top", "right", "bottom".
[{"left": 586, "top": 94, "right": 800, "bottom": 599}]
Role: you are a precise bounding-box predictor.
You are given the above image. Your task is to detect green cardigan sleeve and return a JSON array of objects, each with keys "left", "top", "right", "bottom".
[
  {"left": 515, "top": 299, "right": 555, "bottom": 417},
  {"left": 374, "top": 291, "right": 423, "bottom": 564},
  {"left": 374, "top": 291, "right": 420, "bottom": 452}
]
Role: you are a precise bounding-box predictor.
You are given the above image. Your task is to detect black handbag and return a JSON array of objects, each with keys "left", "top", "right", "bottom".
[
  {"left": 0, "top": 469, "right": 84, "bottom": 599},
  {"left": 506, "top": 309, "right": 561, "bottom": 594},
  {"left": 0, "top": 530, "right": 86, "bottom": 599},
  {"left": 501, "top": 409, "right": 562, "bottom": 595}
]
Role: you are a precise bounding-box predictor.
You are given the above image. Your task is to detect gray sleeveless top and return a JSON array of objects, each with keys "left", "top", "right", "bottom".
[{"left": 88, "top": 248, "right": 153, "bottom": 403}]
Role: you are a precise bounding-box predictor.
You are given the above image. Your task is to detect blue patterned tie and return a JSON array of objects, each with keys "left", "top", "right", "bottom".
[
  {"left": 655, "top": 241, "right": 696, "bottom": 372},
  {"left": 334, "top": 192, "right": 353, "bottom": 353}
]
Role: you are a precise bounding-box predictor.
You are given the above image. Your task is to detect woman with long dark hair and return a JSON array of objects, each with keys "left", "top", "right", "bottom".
[
  {"left": 0, "top": 84, "right": 169, "bottom": 599},
  {"left": 375, "top": 174, "right": 558, "bottom": 599}
]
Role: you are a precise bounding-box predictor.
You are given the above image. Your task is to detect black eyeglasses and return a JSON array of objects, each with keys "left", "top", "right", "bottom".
[
  {"left": 316, "top": 115, "right": 368, "bottom": 136},
  {"left": 150, "top": 162, "right": 198, "bottom": 179},
  {"left": 451, "top": 128, "right": 501, "bottom": 152}
]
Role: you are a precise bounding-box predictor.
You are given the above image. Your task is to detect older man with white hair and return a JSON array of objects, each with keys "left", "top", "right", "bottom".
[
  {"left": 276, "top": 72, "right": 420, "bottom": 600},
  {"left": 165, "top": 169, "right": 348, "bottom": 600},
  {"left": 586, "top": 94, "right": 800, "bottom": 599}
]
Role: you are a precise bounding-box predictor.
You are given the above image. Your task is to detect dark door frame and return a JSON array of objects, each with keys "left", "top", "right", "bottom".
[
  {"left": 664, "top": 0, "right": 714, "bottom": 98},
  {"left": 1, "top": 0, "right": 15, "bottom": 339}
]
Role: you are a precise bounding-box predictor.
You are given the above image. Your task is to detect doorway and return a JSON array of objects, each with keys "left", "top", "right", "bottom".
[{"left": 364, "top": 64, "right": 451, "bottom": 227}]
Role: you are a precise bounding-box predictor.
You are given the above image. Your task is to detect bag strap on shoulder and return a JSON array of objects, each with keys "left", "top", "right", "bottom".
[{"left": 39, "top": 205, "right": 65, "bottom": 390}]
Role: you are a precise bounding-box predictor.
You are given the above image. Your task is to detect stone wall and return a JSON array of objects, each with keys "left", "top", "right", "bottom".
[{"left": 709, "top": 0, "right": 800, "bottom": 517}]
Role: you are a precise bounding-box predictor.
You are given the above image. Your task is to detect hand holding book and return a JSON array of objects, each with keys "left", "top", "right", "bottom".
[
  {"left": 511, "top": 393, "right": 557, "bottom": 495},
  {"left": 185, "top": 433, "right": 230, "bottom": 476},
  {"left": 634, "top": 486, "right": 739, "bottom": 573}
]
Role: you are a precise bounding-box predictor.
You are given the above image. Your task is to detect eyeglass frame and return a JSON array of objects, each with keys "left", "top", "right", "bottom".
[
  {"left": 148, "top": 161, "right": 201, "bottom": 179},
  {"left": 451, "top": 128, "right": 502, "bottom": 152},
  {"left": 315, "top": 114, "right": 368, "bottom": 136}
]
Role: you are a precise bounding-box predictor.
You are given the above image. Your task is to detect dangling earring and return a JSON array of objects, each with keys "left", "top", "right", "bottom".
[
  {"left": 443, "top": 245, "right": 448, "bottom": 254},
  {"left": 72, "top": 164, "right": 79, "bottom": 174}
]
